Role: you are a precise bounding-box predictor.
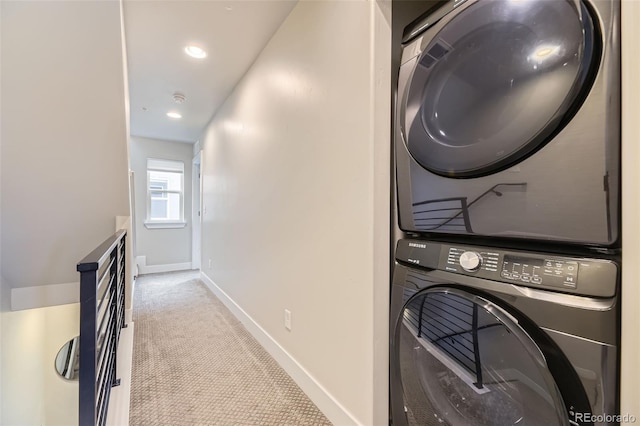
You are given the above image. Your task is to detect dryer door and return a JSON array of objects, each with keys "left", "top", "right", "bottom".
[
  {"left": 394, "top": 287, "right": 578, "bottom": 426},
  {"left": 401, "top": 0, "right": 598, "bottom": 177}
]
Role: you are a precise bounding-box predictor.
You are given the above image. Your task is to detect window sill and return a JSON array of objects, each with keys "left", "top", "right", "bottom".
[{"left": 144, "top": 221, "right": 187, "bottom": 229}]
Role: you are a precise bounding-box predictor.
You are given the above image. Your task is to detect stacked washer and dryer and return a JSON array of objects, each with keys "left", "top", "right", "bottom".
[{"left": 390, "top": 0, "right": 621, "bottom": 425}]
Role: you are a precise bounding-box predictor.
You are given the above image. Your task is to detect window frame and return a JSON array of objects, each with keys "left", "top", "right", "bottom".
[{"left": 144, "top": 158, "right": 186, "bottom": 229}]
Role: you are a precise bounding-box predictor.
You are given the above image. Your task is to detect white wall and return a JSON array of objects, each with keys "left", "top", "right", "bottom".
[
  {"left": 620, "top": 0, "right": 640, "bottom": 419},
  {"left": 0, "top": 2, "right": 3, "bottom": 415},
  {"left": 130, "top": 136, "right": 193, "bottom": 271},
  {"left": 1, "top": 1, "right": 130, "bottom": 289},
  {"left": 2, "top": 304, "right": 80, "bottom": 426},
  {"left": 372, "top": 2, "right": 392, "bottom": 423},
  {"left": 0, "top": 1, "right": 129, "bottom": 423},
  {"left": 0, "top": 287, "right": 2, "bottom": 424},
  {"left": 199, "top": 1, "right": 390, "bottom": 424}
]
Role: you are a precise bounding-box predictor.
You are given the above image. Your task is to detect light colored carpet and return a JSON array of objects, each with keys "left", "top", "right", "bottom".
[{"left": 129, "top": 271, "right": 332, "bottom": 426}]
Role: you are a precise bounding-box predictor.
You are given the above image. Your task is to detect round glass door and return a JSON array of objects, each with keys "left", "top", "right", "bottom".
[
  {"left": 396, "top": 288, "right": 569, "bottom": 426},
  {"left": 402, "top": 0, "right": 598, "bottom": 177}
]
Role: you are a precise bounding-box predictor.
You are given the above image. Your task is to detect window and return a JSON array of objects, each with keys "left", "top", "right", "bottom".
[{"left": 145, "top": 158, "right": 185, "bottom": 229}]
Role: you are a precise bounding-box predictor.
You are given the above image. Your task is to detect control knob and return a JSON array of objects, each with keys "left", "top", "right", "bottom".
[{"left": 459, "top": 251, "right": 482, "bottom": 272}]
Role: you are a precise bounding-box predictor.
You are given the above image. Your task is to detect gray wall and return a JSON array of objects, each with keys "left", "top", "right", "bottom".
[{"left": 130, "top": 136, "right": 193, "bottom": 267}]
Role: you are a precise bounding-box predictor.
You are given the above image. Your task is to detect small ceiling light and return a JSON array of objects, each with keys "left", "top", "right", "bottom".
[
  {"left": 225, "top": 6, "right": 233, "bottom": 11},
  {"left": 185, "top": 45, "right": 207, "bottom": 59},
  {"left": 172, "top": 92, "right": 186, "bottom": 104},
  {"left": 167, "top": 111, "right": 182, "bottom": 119}
]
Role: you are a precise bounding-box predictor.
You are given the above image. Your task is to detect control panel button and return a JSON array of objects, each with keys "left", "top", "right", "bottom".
[{"left": 459, "top": 251, "right": 482, "bottom": 272}]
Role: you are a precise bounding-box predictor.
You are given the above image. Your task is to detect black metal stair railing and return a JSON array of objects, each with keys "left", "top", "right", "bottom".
[
  {"left": 405, "top": 291, "right": 487, "bottom": 390},
  {"left": 412, "top": 197, "right": 474, "bottom": 232},
  {"left": 411, "top": 183, "right": 528, "bottom": 233},
  {"left": 77, "top": 229, "right": 127, "bottom": 426}
]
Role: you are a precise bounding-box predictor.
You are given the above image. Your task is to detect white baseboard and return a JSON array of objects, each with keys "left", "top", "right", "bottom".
[
  {"left": 136, "top": 256, "right": 192, "bottom": 275},
  {"left": 125, "top": 307, "right": 133, "bottom": 324},
  {"left": 199, "top": 272, "right": 359, "bottom": 426},
  {"left": 106, "top": 311, "right": 134, "bottom": 426},
  {"left": 11, "top": 282, "right": 79, "bottom": 311}
]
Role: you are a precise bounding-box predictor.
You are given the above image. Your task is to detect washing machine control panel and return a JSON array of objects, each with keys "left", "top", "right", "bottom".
[
  {"left": 394, "top": 239, "right": 617, "bottom": 298},
  {"left": 437, "top": 244, "right": 616, "bottom": 297},
  {"left": 442, "top": 246, "right": 583, "bottom": 290}
]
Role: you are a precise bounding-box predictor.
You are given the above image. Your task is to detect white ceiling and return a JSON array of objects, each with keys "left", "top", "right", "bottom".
[{"left": 123, "top": 0, "right": 297, "bottom": 144}]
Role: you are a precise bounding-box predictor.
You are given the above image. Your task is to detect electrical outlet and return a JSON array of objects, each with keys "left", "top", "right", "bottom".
[
  {"left": 284, "top": 309, "right": 292, "bottom": 331},
  {"left": 208, "top": 259, "right": 212, "bottom": 269}
]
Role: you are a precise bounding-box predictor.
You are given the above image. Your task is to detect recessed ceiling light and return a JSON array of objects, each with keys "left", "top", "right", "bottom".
[
  {"left": 167, "top": 111, "right": 182, "bottom": 119},
  {"left": 184, "top": 45, "right": 207, "bottom": 59}
]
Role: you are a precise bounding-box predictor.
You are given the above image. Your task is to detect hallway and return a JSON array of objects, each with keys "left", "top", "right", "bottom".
[{"left": 129, "top": 271, "right": 330, "bottom": 425}]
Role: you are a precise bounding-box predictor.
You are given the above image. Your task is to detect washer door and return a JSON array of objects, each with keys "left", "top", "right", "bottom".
[
  {"left": 396, "top": 287, "right": 570, "bottom": 426},
  {"left": 402, "top": 0, "right": 598, "bottom": 177}
]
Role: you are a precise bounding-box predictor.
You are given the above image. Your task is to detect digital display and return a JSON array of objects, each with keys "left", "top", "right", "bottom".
[{"left": 503, "top": 255, "right": 544, "bottom": 269}]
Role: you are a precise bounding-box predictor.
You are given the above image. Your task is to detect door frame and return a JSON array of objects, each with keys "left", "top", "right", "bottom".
[{"left": 191, "top": 150, "right": 202, "bottom": 270}]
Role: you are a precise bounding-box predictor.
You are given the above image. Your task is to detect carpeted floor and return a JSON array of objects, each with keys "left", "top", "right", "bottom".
[{"left": 129, "top": 270, "right": 332, "bottom": 425}]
